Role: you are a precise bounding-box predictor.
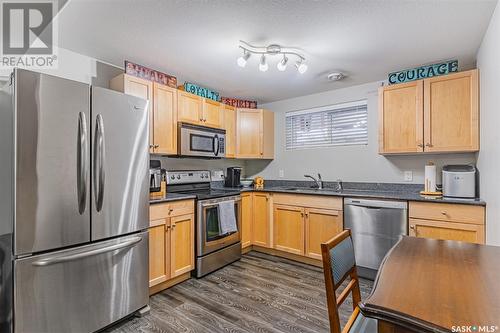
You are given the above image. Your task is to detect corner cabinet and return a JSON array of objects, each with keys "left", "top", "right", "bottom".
[
  {"left": 241, "top": 193, "right": 253, "bottom": 249},
  {"left": 379, "top": 69, "right": 479, "bottom": 154},
  {"left": 237, "top": 108, "right": 274, "bottom": 159},
  {"left": 110, "top": 74, "right": 177, "bottom": 155}
]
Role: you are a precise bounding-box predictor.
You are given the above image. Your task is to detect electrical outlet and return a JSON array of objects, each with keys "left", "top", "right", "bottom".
[
  {"left": 404, "top": 171, "right": 413, "bottom": 182},
  {"left": 279, "top": 169, "right": 284, "bottom": 178}
]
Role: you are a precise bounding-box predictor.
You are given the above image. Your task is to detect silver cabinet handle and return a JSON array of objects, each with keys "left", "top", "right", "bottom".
[
  {"left": 32, "top": 237, "right": 142, "bottom": 266},
  {"left": 93, "top": 114, "right": 106, "bottom": 212},
  {"left": 425, "top": 143, "right": 433, "bottom": 147},
  {"left": 77, "top": 112, "right": 88, "bottom": 215},
  {"left": 417, "top": 143, "right": 424, "bottom": 148}
]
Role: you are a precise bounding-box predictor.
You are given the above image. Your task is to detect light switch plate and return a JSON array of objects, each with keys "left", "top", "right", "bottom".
[
  {"left": 279, "top": 169, "right": 284, "bottom": 178},
  {"left": 404, "top": 171, "right": 413, "bottom": 182}
]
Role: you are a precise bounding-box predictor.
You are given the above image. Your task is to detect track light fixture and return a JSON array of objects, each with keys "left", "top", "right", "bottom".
[{"left": 237, "top": 40, "right": 307, "bottom": 74}]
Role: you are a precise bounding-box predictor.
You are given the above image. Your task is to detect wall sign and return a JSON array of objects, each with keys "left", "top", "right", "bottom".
[
  {"left": 221, "top": 97, "right": 257, "bottom": 109},
  {"left": 124, "top": 61, "right": 177, "bottom": 88},
  {"left": 388, "top": 60, "right": 458, "bottom": 85},
  {"left": 184, "top": 82, "right": 220, "bottom": 101}
]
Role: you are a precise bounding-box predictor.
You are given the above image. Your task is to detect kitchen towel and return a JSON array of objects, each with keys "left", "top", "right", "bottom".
[
  {"left": 218, "top": 200, "right": 237, "bottom": 234},
  {"left": 424, "top": 163, "right": 437, "bottom": 192}
]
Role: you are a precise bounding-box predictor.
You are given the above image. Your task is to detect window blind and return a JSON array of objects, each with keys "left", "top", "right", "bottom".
[{"left": 285, "top": 100, "right": 368, "bottom": 150}]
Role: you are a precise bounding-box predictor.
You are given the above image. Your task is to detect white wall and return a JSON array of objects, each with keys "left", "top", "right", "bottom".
[
  {"left": 477, "top": 2, "right": 500, "bottom": 246},
  {"left": 246, "top": 81, "right": 476, "bottom": 184}
]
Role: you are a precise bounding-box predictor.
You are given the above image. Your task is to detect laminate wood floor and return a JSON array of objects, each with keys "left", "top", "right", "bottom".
[{"left": 105, "top": 251, "right": 373, "bottom": 333}]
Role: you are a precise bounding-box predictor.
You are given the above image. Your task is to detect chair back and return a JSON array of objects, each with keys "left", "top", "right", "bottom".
[{"left": 321, "top": 229, "right": 362, "bottom": 333}]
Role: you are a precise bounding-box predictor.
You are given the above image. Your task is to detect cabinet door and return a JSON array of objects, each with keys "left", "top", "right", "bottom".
[
  {"left": 203, "top": 99, "right": 222, "bottom": 128},
  {"left": 153, "top": 83, "right": 177, "bottom": 154},
  {"left": 149, "top": 222, "right": 168, "bottom": 287},
  {"left": 379, "top": 81, "right": 424, "bottom": 154},
  {"left": 423, "top": 69, "right": 479, "bottom": 152},
  {"left": 262, "top": 109, "right": 275, "bottom": 159},
  {"left": 241, "top": 193, "right": 253, "bottom": 249},
  {"left": 170, "top": 213, "right": 195, "bottom": 277},
  {"left": 223, "top": 105, "right": 236, "bottom": 158},
  {"left": 252, "top": 193, "right": 270, "bottom": 248},
  {"left": 409, "top": 218, "right": 484, "bottom": 244},
  {"left": 237, "top": 108, "right": 263, "bottom": 158},
  {"left": 178, "top": 91, "right": 202, "bottom": 124},
  {"left": 305, "top": 208, "right": 343, "bottom": 260},
  {"left": 273, "top": 205, "right": 304, "bottom": 255},
  {"left": 122, "top": 75, "right": 154, "bottom": 152}
]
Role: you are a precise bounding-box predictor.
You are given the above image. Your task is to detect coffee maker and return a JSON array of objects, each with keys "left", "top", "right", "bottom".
[
  {"left": 225, "top": 167, "right": 242, "bottom": 187},
  {"left": 150, "top": 160, "right": 162, "bottom": 192}
]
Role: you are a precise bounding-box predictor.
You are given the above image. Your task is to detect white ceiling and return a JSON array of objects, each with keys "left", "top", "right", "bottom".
[{"left": 57, "top": 0, "right": 497, "bottom": 103}]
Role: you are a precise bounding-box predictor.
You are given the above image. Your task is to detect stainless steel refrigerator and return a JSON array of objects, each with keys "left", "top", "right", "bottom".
[{"left": 0, "top": 69, "right": 150, "bottom": 333}]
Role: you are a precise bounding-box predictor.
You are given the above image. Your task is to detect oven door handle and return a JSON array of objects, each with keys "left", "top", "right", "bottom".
[{"left": 201, "top": 198, "right": 241, "bottom": 208}]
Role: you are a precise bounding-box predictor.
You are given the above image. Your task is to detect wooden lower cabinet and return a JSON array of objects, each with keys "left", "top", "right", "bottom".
[
  {"left": 409, "top": 218, "right": 485, "bottom": 244},
  {"left": 170, "top": 214, "right": 195, "bottom": 277},
  {"left": 409, "top": 201, "right": 485, "bottom": 244},
  {"left": 273, "top": 205, "right": 305, "bottom": 255},
  {"left": 149, "top": 200, "right": 195, "bottom": 292},
  {"left": 241, "top": 193, "right": 253, "bottom": 249},
  {"left": 305, "top": 208, "right": 343, "bottom": 260},
  {"left": 252, "top": 193, "right": 271, "bottom": 247}
]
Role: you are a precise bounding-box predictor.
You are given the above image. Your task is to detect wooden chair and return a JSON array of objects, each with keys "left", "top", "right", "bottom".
[{"left": 321, "top": 229, "right": 377, "bottom": 333}]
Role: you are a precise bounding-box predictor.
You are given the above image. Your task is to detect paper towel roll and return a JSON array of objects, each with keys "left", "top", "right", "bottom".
[{"left": 424, "top": 164, "right": 436, "bottom": 192}]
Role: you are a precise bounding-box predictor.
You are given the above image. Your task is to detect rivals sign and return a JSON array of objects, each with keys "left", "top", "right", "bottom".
[{"left": 388, "top": 60, "right": 458, "bottom": 85}]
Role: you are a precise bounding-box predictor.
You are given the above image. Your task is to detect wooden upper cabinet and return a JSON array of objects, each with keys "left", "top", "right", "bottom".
[
  {"left": 379, "top": 69, "right": 479, "bottom": 154},
  {"left": 110, "top": 74, "right": 154, "bottom": 152},
  {"left": 424, "top": 69, "right": 479, "bottom": 152},
  {"left": 170, "top": 213, "right": 195, "bottom": 277},
  {"left": 273, "top": 204, "right": 304, "bottom": 255},
  {"left": 202, "top": 98, "right": 223, "bottom": 128},
  {"left": 379, "top": 80, "right": 423, "bottom": 154},
  {"left": 252, "top": 193, "right": 271, "bottom": 248},
  {"left": 237, "top": 108, "right": 275, "bottom": 159},
  {"left": 241, "top": 193, "right": 253, "bottom": 249},
  {"left": 223, "top": 104, "right": 236, "bottom": 158},
  {"left": 153, "top": 83, "right": 177, "bottom": 154},
  {"left": 178, "top": 90, "right": 203, "bottom": 124},
  {"left": 304, "top": 208, "right": 343, "bottom": 260}
]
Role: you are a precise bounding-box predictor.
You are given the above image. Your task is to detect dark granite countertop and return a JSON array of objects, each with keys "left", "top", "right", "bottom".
[
  {"left": 212, "top": 180, "right": 486, "bottom": 206},
  {"left": 149, "top": 192, "right": 196, "bottom": 204}
]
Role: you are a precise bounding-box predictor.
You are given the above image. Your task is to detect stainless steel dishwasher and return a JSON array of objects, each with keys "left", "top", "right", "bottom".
[{"left": 344, "top": 198, "right": 407, "bottom": 280}]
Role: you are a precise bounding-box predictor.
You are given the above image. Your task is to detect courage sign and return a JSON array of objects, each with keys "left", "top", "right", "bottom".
[{"left": 388, "top": 60, "right": 458, "bottom": 85}]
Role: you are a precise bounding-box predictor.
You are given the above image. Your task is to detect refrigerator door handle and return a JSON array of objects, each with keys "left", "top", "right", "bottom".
[
  {"left": 93, "top": 114, "right": 106, "bottom": 212},
  {"left": 77, "top": 111, "right": 88, "bottom": 214},
  {"left": 32, "top": 236, "right": 142, "bottom": 266}
]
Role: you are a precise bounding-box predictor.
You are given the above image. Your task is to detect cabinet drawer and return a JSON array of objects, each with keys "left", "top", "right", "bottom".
[
  {"left": 409, "top": 201, "right": 484, "bottom": 225},
  {"left": 409, "top": 218, "right": 485, "bottom": 244},
  {"left": 150, "top": 200, "right": 194, "bottom": 221},
  {"left": 272, "top": 193, "right": 342, "bottom": 210}
]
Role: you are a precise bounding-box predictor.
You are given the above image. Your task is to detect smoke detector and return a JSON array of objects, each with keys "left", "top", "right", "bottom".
[{"left": 327, "top": 72, "right": 345, "bottom": 81}]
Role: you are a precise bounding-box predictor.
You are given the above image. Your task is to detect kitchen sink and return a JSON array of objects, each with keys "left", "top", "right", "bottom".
[{"left": 280, "top": 187, "right": 341, "bottom": 193}]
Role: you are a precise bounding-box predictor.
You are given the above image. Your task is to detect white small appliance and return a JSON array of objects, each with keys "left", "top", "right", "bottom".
[{"left": 442, "top": 165, "right": 477, "bottom": 198}]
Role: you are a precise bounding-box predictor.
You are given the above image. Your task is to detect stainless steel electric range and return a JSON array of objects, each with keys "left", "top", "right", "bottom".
[{"left": 165, "top": 170, "right": 242, "bottom": 277}]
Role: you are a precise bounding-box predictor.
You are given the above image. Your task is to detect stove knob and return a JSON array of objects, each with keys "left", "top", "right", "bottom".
[
  {"left": 176, "top": 175, "right": 181, "bottom": 180},
  {"left": 200, "top": 174, "right": 204, "bottom": 179},
  {"left": 170, "top": 175, "right": 175, "bottom": 180}
]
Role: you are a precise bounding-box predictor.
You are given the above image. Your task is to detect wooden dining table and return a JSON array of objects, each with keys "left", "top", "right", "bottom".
[{"left": 359, "top": 236, "right": 500, "bottom": 333}]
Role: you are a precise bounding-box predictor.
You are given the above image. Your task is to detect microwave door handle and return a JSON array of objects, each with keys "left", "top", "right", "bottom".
[{"left": 213, "top": 134, "right": 219, "bottom": 156}]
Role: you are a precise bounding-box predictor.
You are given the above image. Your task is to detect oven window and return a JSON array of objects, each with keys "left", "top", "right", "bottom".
[
  {"left": 190, "top": 134, "right": 214, "bottom": 153},
  {"left": 206, "top": 205, "right": 238, "bottom": 242}
]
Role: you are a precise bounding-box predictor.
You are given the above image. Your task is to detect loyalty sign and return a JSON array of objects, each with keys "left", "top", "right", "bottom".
[
  {"left": 184, "top": 82, "right": 220, "bottom": 102},
  {"left": 388, "top": 60, "right": 458, "bottom": 85}
]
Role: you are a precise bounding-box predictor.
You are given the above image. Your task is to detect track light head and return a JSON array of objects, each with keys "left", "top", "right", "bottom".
[
  {"left": 277, "top": 55, "right": 288, "bottom": 71},
  {"left": 296, "top": 60, "right": 308, "bottom": 74},
  {"left": 237, "top": 50, "right": 251, "bottom": 68},
  {"left": 259, "top": 54, "right": 268, "bottom": 72}
]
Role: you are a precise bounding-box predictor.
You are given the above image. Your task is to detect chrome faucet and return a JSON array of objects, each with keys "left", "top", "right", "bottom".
[
  {"left": 304, "top": 173, "right": 323, "bottom": 189},
  {"left": 336, "top": 178, "right": 343, "bottom": 192}
]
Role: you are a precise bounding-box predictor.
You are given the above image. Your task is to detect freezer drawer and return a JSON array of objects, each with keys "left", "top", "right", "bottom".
[
  {"left": 14, "top": 232, "right": 148, "bottom": 333},
  {"left": 344, "top": 198, "right": 407, "bottom": 278}
]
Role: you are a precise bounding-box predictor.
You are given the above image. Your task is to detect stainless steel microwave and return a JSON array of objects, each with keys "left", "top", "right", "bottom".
[{"left": 178, "top": 122, "right": 226, "bottom": 158}]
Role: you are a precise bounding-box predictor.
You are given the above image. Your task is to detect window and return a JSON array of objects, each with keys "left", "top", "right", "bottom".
[{"left": 285, "top": 100, "right": 368, "bottom": 150}]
